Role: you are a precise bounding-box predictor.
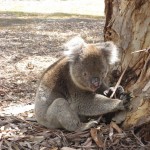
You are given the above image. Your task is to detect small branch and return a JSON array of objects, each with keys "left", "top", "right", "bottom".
[
  {"left": 110, "top": 65, "right": 128, "bottom": 98},
  {"left": 110, "top": 55, "right": 133, "bottom": 98},
  {"left": 131, "top": 47, "right": 150, "bottom": 54},
  {"left": 131, "top": 130, "right": 145, "bottom": 147},
  {"left": 137, "top": 54, "right": 150, "bottom": 82}
]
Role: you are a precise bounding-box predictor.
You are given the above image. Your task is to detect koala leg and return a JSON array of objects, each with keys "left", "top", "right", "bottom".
[
  {"left": 41, "top": 98, "right": 98, "bottom": 132},
  {"left": 46, "top": 98, "right": 81, "bottom": 131}
]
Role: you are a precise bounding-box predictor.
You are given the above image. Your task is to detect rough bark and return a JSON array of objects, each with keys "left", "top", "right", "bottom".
[{"left": 104, "top": 0, "right": 150, "bottom": 128}]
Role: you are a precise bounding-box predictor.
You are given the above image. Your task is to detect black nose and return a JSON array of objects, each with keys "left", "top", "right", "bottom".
[{"left": 91, "top": 77, "right": 100, "bottom": 87}]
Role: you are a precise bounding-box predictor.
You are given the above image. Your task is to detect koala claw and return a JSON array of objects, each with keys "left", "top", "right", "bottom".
[{"left": 104, "top": 85, "right": 124, "bottom": 98}]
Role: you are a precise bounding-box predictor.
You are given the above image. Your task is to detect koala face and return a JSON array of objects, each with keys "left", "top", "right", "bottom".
[
  {"left": 70, "top": 45, "right": 109, "bottom": 92},
  {"left": 64, "top": 37, "right": 119, "bottom": 92}
]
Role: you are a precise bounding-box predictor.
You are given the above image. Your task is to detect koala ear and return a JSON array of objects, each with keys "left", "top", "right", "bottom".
[
  {"left": 96, "top": 41, "right": 119, "bottom": 65},
  {"left": 64, "top": 36, "right": 87, "bottom": 61}
]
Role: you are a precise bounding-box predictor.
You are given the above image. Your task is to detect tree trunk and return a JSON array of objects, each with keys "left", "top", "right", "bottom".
[{"left": 104, "top": 0, "right": 150, "bottom": 128}]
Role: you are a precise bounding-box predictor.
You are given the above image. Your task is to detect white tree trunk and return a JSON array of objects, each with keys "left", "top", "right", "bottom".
[{"left": 104, "top": 0, "right": 150, "bottom": 128}]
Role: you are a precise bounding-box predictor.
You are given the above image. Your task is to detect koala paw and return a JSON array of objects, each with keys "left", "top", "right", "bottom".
[
  {"left": 121, "top": 93, "right": 132, "bottom": 109},
  {"left": 104, "top": 85, "right": 124, "bottom": 98},
  {"left": 104, "top": 85, "right": 131, "bottom": 110}
]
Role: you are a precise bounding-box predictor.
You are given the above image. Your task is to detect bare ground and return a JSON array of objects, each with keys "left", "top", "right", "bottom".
[
  {"left": 0, "top": 13, "right": 149, "bottom": 150},
  {"left": 0, "top": 12, "right": 104, "bottom": 114}
]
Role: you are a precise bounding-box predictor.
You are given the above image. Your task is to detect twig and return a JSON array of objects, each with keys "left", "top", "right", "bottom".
[
  {"left": 110, "top": 54, "right": 134, "bottom": 98},
  {"left": 72, "top": 145, "right": 96, "bottom": 148},
  {"left": 11, "top": 116, "right": 45, "bottom": 130},
  {"left": 131, "top": 47, "right": 150, "bottom": 54},
  {"left": 110, "top": 65, "right": 128, "bottom": 98},
  {"left": 131, "top": 130, "right": 145, "bottom": 147},
  {"left": 137, "top": 53, "right": 150, "bottom": 82}
]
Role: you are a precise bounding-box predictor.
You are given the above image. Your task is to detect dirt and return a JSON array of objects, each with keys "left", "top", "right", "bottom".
[
  {"left": 0, "top": 12, "right": 105, "bottom": 149},
  {"left": 0, "top": 12, "right": 104, "bottom": 113},
  {"left": 0, "top": 12, "right": 149, "bottom": 150}
]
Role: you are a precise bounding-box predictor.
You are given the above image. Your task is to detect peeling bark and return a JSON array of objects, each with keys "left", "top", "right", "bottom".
[{"left": 104, "top": 0, "right": 150, "bottom": 128}]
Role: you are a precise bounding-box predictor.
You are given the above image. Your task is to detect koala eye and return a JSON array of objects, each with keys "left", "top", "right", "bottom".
[
  {"left": 83, "top": 72, "right": 87, "bottom": 76},
  {"left": 93, "top": 60, "right": 96, "bottom": 65}
]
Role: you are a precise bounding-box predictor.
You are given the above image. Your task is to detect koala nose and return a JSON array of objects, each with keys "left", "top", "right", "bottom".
[{"left": 91, "top": 77, "right": 100, "bottom": 89}]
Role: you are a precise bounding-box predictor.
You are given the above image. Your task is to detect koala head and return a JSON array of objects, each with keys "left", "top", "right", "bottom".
[{"left": 64, "top": 37, "right": 119, "bottom": 92}]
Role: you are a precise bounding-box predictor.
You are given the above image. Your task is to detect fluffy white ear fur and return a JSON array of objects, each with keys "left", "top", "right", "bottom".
[
  {"left": 64, "top": 38, "right": 119, "bottom": 64},
  {"left": 104, "top": 41, "right": 119, "bottom": 64},
  {"left": 64, "top": 36, "right": 87, "bottom": 56},
  {"left": 96, "top": 41, "right": 119, "bottom": 65}
]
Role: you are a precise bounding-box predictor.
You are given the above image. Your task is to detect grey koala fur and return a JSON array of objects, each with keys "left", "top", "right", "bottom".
[{"left": 35, "top": 37, "right": 126, "bottom": 131}]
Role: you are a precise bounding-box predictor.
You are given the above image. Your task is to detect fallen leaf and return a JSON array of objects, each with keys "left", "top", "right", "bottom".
[
  {"left": 12, "top": 143, "right": 20, "bottom": 150},
  {"left": 90, "top": 128, "right": 104, "bottom": 148},
  {"left": 110, "top": 121, "right": 122, "bottom": 133},
  {"left": 82, "top": 137, "right": 92, "bottom": 147}
]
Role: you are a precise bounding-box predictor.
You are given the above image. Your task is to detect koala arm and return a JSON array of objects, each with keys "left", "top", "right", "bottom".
[{"left": 78, "top": 94, "right": 124, "bottom": 116}]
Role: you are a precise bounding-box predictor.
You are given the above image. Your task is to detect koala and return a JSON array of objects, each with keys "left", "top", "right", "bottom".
[{"left": 35, "top": 37, "right": 127, "bottom": 131}]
